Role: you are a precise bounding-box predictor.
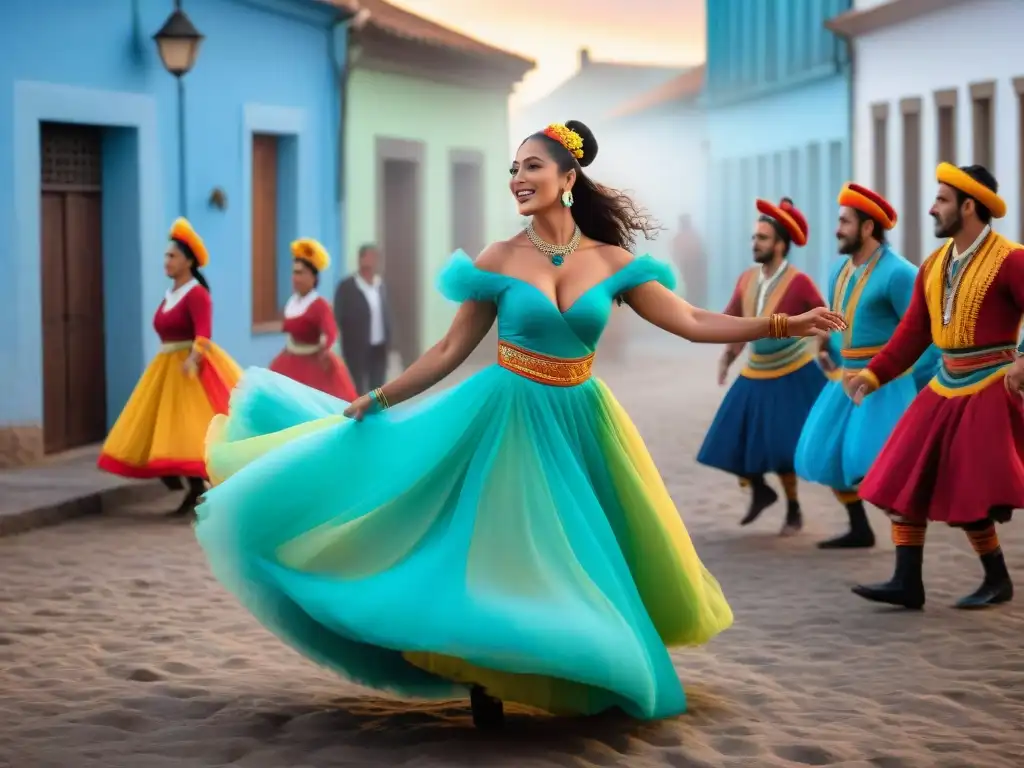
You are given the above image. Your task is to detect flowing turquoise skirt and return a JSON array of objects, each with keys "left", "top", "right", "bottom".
[
  {"left": 795, "top": 373, "right": 920, "bottom": 489},
  {"left": 194, "top": 366, "right": 732, "bottom": 719}
]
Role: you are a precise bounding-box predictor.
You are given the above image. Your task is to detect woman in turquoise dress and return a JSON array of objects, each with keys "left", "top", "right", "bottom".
[{"left": 195, "top": 120, "right": 846, "bottom": 728}]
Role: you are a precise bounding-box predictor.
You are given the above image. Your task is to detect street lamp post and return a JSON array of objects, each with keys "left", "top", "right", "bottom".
[{"left": 153, "top": 3, "right": 204, "bottom": 215}]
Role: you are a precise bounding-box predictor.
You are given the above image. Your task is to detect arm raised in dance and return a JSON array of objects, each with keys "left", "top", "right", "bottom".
[{"left": 623, "top": 273, "right": 844, "bottom": 344}]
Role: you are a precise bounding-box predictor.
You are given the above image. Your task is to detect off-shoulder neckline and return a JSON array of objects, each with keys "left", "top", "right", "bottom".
[{"left": 448, "top": 250, "right": 661, "bottom": 315}]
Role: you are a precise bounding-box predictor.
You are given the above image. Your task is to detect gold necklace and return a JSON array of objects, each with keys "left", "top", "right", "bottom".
[{"left": 526, "top": 221, "right": 581, "bottom": 267}]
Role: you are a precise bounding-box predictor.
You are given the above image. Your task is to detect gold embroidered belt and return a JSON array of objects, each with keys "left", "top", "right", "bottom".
[{"left": 497, "top": 341, "right": 594, "bottom": 386}]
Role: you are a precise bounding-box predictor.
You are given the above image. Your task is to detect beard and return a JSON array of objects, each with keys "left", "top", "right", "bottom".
[
  {"left": 838, "top": 232, "right": 862, "bottom": 255},
  {"left": 752, "top": 248, "right": 773, "bottom": 264},
  {"left": 934, "top": 210, "right": 963, "bottom": 238}
]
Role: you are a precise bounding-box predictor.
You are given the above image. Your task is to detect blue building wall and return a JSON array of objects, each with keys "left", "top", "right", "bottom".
[
  {"left": 0, "top": 0, "right": 346, "bottom": 430},
  {"left": 703, "top": 0, "right": 852, "bottom": 308}
]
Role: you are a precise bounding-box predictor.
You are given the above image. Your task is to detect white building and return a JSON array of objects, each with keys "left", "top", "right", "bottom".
[{"left": 828, "top": 0, "right": 1024, "bottom": 263}]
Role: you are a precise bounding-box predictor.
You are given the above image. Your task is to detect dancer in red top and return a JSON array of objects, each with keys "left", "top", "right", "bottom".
[
  {"left": 846, "top": 163, "right": 1024, "bottom": 609},
  {"left": 98, "top": 218, "right": 242, "bottom": 515},
  {"left": 269, "top": 239, "right": 357, "bottom": 400}
]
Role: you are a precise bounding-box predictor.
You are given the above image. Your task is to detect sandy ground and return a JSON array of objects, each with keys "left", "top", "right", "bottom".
[{"left": 1, "top": 348, "right": 1022, "bottom": 768}]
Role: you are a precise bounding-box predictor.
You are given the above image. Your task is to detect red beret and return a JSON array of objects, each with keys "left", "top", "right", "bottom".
[{"left": 755, "top": 197, "right": 808, "bottom": 247}]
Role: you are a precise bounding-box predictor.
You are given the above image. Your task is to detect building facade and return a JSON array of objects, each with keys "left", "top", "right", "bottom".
[
  {"left": 603, "top": 66, "right": 708, "bottom": 269},
  {"left": 704, "top": 0, "right": 852, "bottom": 308},
  {"left": 343, "top": 0, "right": 532, "bottom": 363},
  {"left": 599, "top": 68, "right": 708, "bottom": 349},
  {"left": 829, "top": 0, "right": 1024, "bottom": 265},
  {"left": 0, "top": 0, "right": 352, "bottom": 466}
]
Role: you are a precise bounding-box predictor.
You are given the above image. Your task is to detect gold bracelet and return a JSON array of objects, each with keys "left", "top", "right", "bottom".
[
  {"left": 768, "top": 313, "right": 789, "bottom": 339},
  {"left": 372, "top": 387, "right": 390, "bottom": 409}
]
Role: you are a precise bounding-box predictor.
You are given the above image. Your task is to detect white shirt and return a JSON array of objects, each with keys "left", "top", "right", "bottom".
[
  {"left": 162, "top": 279, "right": 197, "bottom": 312},
  {"left": 756, "top": 261, "right": 789, "bottom": 315},
  {"left": 944, "top": 224, "right": 991, "bottom": 324},
  {"left": 355, "top": 273, "right": 386, "bottom": 346}
]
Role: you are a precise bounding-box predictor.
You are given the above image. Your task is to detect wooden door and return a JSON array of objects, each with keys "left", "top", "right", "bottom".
[
  {"left": 251, "top": 133, "right": 279, "bottom": 325},
  {"left": 40, "top": 123, "right": 107, "bottom": 454}
]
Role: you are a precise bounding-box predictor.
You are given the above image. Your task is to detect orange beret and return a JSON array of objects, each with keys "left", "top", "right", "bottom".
[
  {"left": 168, "top": 217, "right": 209, "bottom": 268},
  {"left": 837, "top": 182, "right": 897, "bottom": 230},
  {"left": 290, "top": 238, "right": 330, "bottom": 272}
]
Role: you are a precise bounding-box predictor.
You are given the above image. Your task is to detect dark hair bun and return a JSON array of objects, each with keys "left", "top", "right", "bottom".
[{"left": 566, "top": 120, "right": 598, "bottom": 167}]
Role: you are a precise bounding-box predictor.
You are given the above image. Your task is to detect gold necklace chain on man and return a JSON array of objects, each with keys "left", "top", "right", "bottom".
[{"left": 526, "top": 221, "right": 581, "bottom": 266}]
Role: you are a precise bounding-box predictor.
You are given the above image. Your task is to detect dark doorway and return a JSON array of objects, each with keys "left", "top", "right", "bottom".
[
  {"left": 377, "top": 138, "right": 424, "bottom": 369},
  {"left": 39, "top": 122, "right": 107, "bottom": 453},
  {"left": 450, "top": 149, "right": 485, "bottom": 257},
  {"left": 450, "top": 149, "right": 494, "bottom": 364},
  {"left": 901, "top": 98, "right": 923, "bottom": 264},
  {"left": 1016, "top": 77, "right": 1024, "bottom": 241}
]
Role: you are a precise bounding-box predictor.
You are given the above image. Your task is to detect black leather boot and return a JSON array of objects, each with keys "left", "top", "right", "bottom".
[
  {"left": 819, "top": 500, "right": 876, "bottom": 549},
  {"left": 740, "top": 475, "right": 778, "bottom": 526},
  {"left": 169, "top": 477, "right": 205, "bottom": 518},
  {"left": 470, "top": 685, "right": 504, "bottom": 730},
  {"left": 780, "top": 500, "right": 803, "bottom": 536},
  {"left": 852, "top": 544, "right": 925, "bottom": 609},
  {"left": 160, "top": 476, "right": 184, "bottom": 491},
  {"left": 955, "top": 549, "right": 1014, "bottom": 609}
]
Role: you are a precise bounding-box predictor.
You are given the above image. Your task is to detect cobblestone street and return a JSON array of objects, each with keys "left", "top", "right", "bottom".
[{"left": 1, "top": 345, "right": 1021, "bottom": 768}]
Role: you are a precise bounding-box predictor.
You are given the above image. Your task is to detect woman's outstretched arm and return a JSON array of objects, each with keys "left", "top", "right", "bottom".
[{"left": 624, "top": 281, "right": 844, "bottom": 343}]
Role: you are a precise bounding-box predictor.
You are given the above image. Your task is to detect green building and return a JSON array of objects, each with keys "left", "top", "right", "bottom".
[{"left": 343, "top": 0, "right": 533, "bottom": 364}]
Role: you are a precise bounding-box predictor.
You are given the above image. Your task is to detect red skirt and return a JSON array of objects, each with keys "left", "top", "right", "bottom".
[
  {"left": 268, "top": 349, "right": 357, "bottom": 401},
  {"left": 860, "top": 381, "right": 1024, "bottom": 524}
]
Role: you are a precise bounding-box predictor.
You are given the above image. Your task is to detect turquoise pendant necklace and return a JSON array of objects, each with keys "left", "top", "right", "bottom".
[{"left": 526, "top": 221, "right": 581, "bottom": 267}]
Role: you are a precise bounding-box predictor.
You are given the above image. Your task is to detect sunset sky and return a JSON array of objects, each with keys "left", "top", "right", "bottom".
[{"left": 385, "top": 0, "right": 706, "bottom": 109}]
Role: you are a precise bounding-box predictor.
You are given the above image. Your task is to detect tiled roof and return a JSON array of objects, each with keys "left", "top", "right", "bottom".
[
  {"left": 607, "top": 64, "right": 705, "bottom": 119},
  {"left": 321, "top": 0, "right": 534, "bottom": 69}
]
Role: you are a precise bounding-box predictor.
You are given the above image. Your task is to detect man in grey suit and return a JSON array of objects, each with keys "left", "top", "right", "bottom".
[{"left": 334, "top": 244, "right": 391, "bottom": 394}]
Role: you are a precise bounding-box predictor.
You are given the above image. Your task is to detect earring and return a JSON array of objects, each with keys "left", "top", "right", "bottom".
[{"left": 561, "top": 189, "right": 574, "bottom": 208}]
